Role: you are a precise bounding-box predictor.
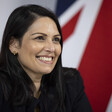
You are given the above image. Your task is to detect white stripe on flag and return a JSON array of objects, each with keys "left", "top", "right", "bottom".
[{"left": 61, "top": 0, "right": 103, "bottom": 68}]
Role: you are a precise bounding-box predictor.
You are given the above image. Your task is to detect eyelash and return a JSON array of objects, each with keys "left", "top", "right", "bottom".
[
  {"left": 53, "top": 37, "right": 60, "bottom": 43},
  {"left": 34, "top": 36, "right": 61, "bottom": 43},
  {"left": 34, "top": 36, "right": 45, "bottom": 40}
]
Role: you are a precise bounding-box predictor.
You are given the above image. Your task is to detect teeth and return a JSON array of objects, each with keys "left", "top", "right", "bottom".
[{"left": 38, "top": 57, "right": 52, "bottom": 61}]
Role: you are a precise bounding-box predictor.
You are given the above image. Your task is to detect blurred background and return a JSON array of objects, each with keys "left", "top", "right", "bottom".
[{"left": 0, "top": 0, "right": 112, "bottom": 111}]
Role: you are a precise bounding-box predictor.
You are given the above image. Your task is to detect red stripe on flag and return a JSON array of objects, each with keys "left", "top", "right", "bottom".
[
  {"left": 62, "top": 8, "right": 83, "bottom": 42},
  {"left": 79, "top": 0, "right": 112, "bottom": 111}
]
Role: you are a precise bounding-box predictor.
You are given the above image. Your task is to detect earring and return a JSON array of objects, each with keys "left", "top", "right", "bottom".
[{"left": 13, "top": 51, "right": 17, "bottom": 55}]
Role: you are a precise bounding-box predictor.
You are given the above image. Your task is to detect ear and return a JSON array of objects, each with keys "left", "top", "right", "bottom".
[{"left": 9, "top": 37, "right": 20, "bottom": 55}]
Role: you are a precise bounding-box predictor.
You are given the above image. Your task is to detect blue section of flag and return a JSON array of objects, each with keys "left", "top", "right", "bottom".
[{"left": 55, "top": 0, "right": 77, "bottom": 17}]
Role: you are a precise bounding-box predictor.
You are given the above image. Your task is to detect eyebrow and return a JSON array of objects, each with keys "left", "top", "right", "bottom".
[
  {"left": 31, "top": 32, "right": 61, "bottom": 37},
  {"left": 31, "top": 32, "right": 47, "bottom": 36}
]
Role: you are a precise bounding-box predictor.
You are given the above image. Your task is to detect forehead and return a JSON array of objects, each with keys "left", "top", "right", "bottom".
[{"left": 27, "top": 17, "right": 59, "bottom": 34}]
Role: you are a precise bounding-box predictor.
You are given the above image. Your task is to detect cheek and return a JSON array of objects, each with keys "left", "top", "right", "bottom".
[
  {"left": 56, "top": 45, "right": 62, "bottom": 56},
  {"left": 32, "top": 43, "right": 45, "bottom": 53},
  {"left": 25, "top": 42, "right": 44, "bottom": 54}
]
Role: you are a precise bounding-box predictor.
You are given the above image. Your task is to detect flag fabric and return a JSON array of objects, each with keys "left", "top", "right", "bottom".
[{"left": 56, "top": 0, "right": 112, "bottom": 112}]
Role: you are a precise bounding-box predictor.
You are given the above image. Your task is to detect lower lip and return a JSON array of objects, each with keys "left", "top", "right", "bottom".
[{"left": 37, "top": 58, "right": 53, "bottom": 64}]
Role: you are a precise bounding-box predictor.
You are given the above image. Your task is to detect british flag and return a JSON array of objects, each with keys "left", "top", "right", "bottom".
[{"left": 56, "top": 0, "right": 112, "bottom": 111}]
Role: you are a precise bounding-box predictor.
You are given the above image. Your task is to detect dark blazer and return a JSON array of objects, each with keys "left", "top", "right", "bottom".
[{"left": 0, "top": 67, "right": 93, "bottom": 112}]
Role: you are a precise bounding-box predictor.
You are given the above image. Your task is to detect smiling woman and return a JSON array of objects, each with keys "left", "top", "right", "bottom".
[
  {"left": 0, "top": 4, "right": 92, "bottom": 112},
  {"left": 9, "top": 17, "right": 61, "bottom": 84}
]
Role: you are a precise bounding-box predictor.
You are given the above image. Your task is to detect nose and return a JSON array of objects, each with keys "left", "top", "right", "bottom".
[{"left": 44, "top": 40, "right": 55, "bottom": 52}]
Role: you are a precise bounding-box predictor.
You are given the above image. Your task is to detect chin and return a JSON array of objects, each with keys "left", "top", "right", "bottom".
[{"left": 42, "top": 67, "right": 54, "bottom": 74}]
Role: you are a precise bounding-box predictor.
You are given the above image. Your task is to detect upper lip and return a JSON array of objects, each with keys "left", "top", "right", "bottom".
[{"left": 36, "top": 55, "right": 55, "bottom": 58}]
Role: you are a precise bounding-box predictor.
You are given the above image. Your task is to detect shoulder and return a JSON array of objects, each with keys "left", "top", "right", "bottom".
[
  {"left": 62, "top": 67, "right": 83, "bottom": 89},
  {"left": 62, "top": 67, "right": 93, "bottom": 111},
  {"left": 62, "top": 67, "right": 84, "bottom": 105}
]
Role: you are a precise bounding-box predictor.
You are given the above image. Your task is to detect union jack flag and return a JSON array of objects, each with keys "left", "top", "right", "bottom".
[{"left": 55, "top": 0, "right": 112, "bottom": 112}]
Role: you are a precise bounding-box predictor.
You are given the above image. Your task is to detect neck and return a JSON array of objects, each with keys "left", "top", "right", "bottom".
[
  {"left": 24, "top": 70, "right": 43, "bottom": 97},
  {"left": 28, "top": 74, "right": 42, "bottom": 97},
  {"left": 34, "top": 81, "right": 41, "bottom": 98}
]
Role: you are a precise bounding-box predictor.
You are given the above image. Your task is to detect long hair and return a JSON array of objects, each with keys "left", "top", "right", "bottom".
[{"left": 0, "top": 4, "right": 65, "bottom": 112}]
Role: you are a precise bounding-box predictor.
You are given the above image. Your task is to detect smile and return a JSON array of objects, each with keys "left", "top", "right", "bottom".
[{"left": 36, "top": 56, "right": 54, "bottom": 64}]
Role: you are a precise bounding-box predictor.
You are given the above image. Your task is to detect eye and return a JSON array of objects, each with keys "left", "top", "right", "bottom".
[
  {"left": 53, "top": 37, "right": 61, "bottom": 43},
  {"left": 34, "top": 36, "right": 45, "bottom": 41}
]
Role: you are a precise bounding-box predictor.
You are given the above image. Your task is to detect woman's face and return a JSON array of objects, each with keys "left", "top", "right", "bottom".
[{"left": 11, "top": 17, "right": 61, "bottom": 78}]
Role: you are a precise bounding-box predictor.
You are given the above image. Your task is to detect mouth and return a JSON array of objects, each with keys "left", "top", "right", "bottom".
[{"left": 36, "top": 56, "right": 54, "bottom": 64}]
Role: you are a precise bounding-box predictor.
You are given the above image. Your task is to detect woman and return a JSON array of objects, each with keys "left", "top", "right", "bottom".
[{"left": 0, "top": 4, "right": 93, "bottom": 112}]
